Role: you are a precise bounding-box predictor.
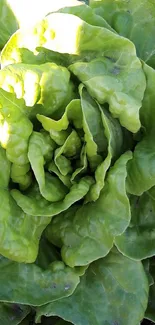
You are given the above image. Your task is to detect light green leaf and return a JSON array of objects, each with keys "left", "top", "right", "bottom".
[
  {"left": 11, "top": 163, "right": 32, "bottom": 190},
  {"left": 56, "top": 3, "right": 114, "bottom": 31},
  {"left": 36, "top": 248, "right": 149, "bottom": 325},
  {"left": 90, "top": 0, "right": 155, "bottom": 68},
  {"left": 0, "top": 88, "right": 33, "bottom": 165},
  {"left": 45, "top": 152, "right": 131, "bottom": 267},
  {"left": 0, "top": 303, "right": 30, "bottom": 325},
  {"left": 86, "top": 102, "right": 123, "bottom": 201},
  {"left": 0, "top": 63, "right": 73, "bottom": 118},
  {"left": 126, "top": 136, "right": 155, "bottom": 195},
  {"left": 0, "top": 255, "right": 80, "bottom": 306},
  {"left": 11, "top": 176, "right": 93, "bottom": 217},
  {"left": 79, "top": 85, "right": 106, "bottom": 171},
  {"left": 115, "top": 193, "right": 155, "bottom": 260},
  {"left": 70, "top": 56, "right": 145, "bottom": 133},
  {"left": 28, "top": 131, "right": 68, "bottom": 202},
  {"left": 0, "top": 145, "right": 51, "bottom": 263}
]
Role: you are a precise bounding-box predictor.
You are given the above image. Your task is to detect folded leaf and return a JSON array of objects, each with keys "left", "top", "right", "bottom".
[
  {"left": 90, "top": 0, "right": 155, "bottom": 68},
  {"left": 115, "top": 193, "right": 155, "bottom": 260},
  {"left": 45, "top": 151, "right": 131, "bottom": 267},
  {"left": 70, "top": 56, "right": 145, "bottom": 133},
  {"left": 11, "top": 176, "right": 93, "bottom": 217},
  {"left": 36, "top": 248, "right": 149, "bottom": 325},
  {"left": 0, "top": 255, "right": 80, "bottom": 306}
]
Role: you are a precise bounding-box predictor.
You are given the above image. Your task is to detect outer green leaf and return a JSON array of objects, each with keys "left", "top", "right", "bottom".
[
  {"left": 0, "top": 63, "right": 73, "bottom": 117},
  {"left": 0, "top": 255, "right": 80, "bottom": 306},
  {"left": 0, "top": 303, "right": 30, "bottom": 325},
  {"left": 126, "top": 136, "right": 155, "bottom": 195},
  {"left": 115, "top": 193, "right": 155, "bottom": 260},
  {"left": 36, "top": 248, "right": 149, "bottom": 325},
  {"left": 11, "top": 176, "right": 93, "bottom": 217},
  {"left": 0, "top": 0, "right": 18, "bottom": 49},
  {"left": 45, "top": 152, "right": 131, "bottom": 267},
  {"left": 56, "top": 3, "right": 114, "bottom": 31},
  {"left": 90, "top": 0, "right": 155, "bottom": 68},
  {"left": 0, "top": 145, "right": 51, "bottom": 263},
  {"left": 70, "top": 55, "right": 145, "bottom": 133},
  {"left": 126, "top": 64, "right": 155, "bottom": 195}
]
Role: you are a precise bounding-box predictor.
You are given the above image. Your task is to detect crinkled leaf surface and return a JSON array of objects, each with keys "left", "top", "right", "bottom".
[
  {"left": 45, "top": 151, "right": 131, "bottom": 267},
  {"left": 36, "top": 248, "right": 149, "bottom": 325},
  {"left": 0, "top": 254, "right": 80, "bottom": 306},
  {"left": 115, "top": 193, "right": 155, "bottom": 260},
  {"left": 90, "top": 0, "right": 155, "bottom": 68}
]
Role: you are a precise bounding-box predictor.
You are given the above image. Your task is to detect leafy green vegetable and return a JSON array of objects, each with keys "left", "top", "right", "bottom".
[
  {"left": 0, "top": 1, "right": 155, "bottom": 324},
  {"left": 36, "top": 249, "right": 149, "bottom": 325}
]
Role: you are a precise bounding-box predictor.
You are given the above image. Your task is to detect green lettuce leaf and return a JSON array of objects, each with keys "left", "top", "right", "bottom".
[
  {"left": 36, "top": 248, "right": 149, "bottom": 325},
  {"left": 0, "top": 303, "right": 30, "bottom": 325},
  {"left": 0, "top": 0, "right": 18, "bottom": 49},
  {"left": 90, "top": 0, "right": 155, "bottom": 68},
  {"left": 115, "top": 193, "right": 155, "bottom": 260},
  {"left": 45, "top": 151, "right": 131, "bottom": 267},
  {"left": 0, "top": 145, "right": 51, "bottom": 263},
  {"left": 0, "top": 63, "right": 73, "bottom": 118},
  {"left": 0, "top": 254, "right": 80, "bottom": 306},
  {"left": 145, "top": 259, "right": 155, "bottom": 322},
  {"left": 11, "top": 176, "right": 93, "bottom": 217},
  {"left": 126, "top": 64, "right": 155, "bottom": 195}
]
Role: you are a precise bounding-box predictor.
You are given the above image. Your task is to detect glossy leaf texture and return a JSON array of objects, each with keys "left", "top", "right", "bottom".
[
  {"left": 90, "top": 0, "right": 155, "bottom": 68},
  {"left": 36, "top": 249, "right": 149, "bottom": 325}
]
